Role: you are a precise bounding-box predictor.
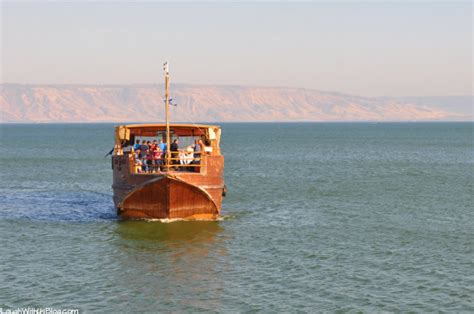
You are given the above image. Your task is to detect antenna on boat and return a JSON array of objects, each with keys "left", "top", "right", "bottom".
[{"left": 164, "top": 61, "right": 171, "bottom": 170}]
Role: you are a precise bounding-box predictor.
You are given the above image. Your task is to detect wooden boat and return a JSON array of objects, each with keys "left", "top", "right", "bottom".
[{"left": 111, "top": 63, "right": 225, "bottom": 220}]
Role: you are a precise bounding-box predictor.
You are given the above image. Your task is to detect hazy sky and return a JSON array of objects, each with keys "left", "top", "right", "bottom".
[{"left": 1, "top": 1, "right": 472, "bottom": 96}]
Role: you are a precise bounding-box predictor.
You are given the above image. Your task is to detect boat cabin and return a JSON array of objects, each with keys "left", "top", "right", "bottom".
[{"left": 113, "top": 123, "right": 222, "bottom": 174}]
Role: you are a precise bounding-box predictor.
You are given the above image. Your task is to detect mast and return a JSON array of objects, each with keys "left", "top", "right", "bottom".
[{"left": 164, "top": 61, "right": 171, "bottom": 170}]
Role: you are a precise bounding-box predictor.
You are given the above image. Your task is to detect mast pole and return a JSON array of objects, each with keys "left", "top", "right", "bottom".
[{"left": 164, "top": 61, "right": 170, "bottom": 170}]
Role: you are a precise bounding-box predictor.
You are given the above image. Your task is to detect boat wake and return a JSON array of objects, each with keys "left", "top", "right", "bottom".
[{"left": 0, "top": 189, "right": 116, "bottom": 222}]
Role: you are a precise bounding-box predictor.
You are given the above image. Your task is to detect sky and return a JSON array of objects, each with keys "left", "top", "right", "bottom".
[{"left": 1, "top": 1, "right": 472, "bottom": 97}]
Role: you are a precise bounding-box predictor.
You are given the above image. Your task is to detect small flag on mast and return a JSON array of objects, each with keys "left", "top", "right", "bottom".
[{"left": 163, "top": 98, "right": 177, "bottom": 106}]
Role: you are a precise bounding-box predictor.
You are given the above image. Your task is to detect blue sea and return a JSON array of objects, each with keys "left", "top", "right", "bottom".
[{"left": 0, "top": 122, "right": 473, "bottom": 312}]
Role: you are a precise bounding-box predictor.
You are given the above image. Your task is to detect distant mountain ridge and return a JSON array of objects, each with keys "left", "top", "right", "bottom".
[{"left": 0, "top": 83, "right": 471, "bottom": 122}]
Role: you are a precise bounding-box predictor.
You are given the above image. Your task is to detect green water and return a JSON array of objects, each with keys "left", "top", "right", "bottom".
[{"left": 0, "top": 122, "right": 473, "bottom": 312}]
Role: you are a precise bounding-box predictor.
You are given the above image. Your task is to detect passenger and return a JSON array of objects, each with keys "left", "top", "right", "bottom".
[
  {"left": 171, "top": 139, "right": 179, "bottom": 150},
  {"left": 138, "top": 141, "right": 148, "bottom": 172},
  {"left": 170, "top": 139, "right": 179, "bottom": 169},
  {"left": 179, "top": 150, "right": 186, "bottom": 166},
  {"left": 170, "top": 139, "right": 179, "bottom": 164},
  {"left": 153, "top": 145, "right": 162, "bottom": 172},
  {"left": 146, "top": 147, "right": 153, "bottom": 173},
  {"left": 158, "top": 139, "right": 166, "bottom": 152},
  {"left": 180, "top": 146, "right": 194, "bottom": 171},
  {"left": 149, "top": 141, "right": 156, "bottom": 171},
  {"left": 133, "top": 139, "right": 141, "bottom": 151},
  {"left": 203, "top": 138, "right": 213, "bottom": 154},
  {"left": 193, "top": 139, "right": 202, "bottom": 160},
  {"left": 158, "top": 140, "right": 167, "bottom": 165},
  {"left": 122, "top": 140, "right": 133, "bottom": 154},
  {"left": 134, "top": 149, "right": 143, "bottom": 173},
  {"left": 140, "top": 140, "right": 148, "bottom": 158},
  {"left": 192, "top": 139, "right": 204, "bottom": 172}
]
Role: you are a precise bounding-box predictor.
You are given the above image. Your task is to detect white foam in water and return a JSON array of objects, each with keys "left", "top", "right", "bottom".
[{"left": 143, "top": 216, "right": 226, "bottom": 223}]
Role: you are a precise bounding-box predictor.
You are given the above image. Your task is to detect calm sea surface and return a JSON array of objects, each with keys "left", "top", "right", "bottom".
[{"left": 0, "top": 122, "right": 472, "bottom": 312}]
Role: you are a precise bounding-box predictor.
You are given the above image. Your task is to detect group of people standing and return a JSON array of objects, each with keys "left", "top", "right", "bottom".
[
  {"left": 133, "top": 139, "right": 164, "bottom": 173},
  {"left": 132, "top": 138, "right": 205, "bottom": 173}
]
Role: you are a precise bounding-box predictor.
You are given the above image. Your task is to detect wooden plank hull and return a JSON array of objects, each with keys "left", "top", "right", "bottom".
[{"left": 118, "top": 175, "right": 219, "bottom": 220}]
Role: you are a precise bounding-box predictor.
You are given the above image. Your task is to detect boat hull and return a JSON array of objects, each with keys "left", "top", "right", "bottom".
[{"left": 117, "top": 175, "right": 219, "bottom": 220}]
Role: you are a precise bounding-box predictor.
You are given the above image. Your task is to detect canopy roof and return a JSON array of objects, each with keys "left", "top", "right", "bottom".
[
  {"left": 122, "top": 123, "right": 220, "bottom": 130},
  {"left": 115, "top": 123, "right": 221, "bottom": 139}
]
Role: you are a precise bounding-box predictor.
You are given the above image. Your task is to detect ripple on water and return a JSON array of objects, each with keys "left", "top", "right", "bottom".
[
  {"left": 1, "top": 123, "right": 473, "bottom": 311},
  {"left": 0, "top": 190, "right": 116, "bottom": 222}
]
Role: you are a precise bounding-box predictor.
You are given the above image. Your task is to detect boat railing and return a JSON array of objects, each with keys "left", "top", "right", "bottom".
[{"left": 129, "top": 151, "right": 205, "bottom": 174}]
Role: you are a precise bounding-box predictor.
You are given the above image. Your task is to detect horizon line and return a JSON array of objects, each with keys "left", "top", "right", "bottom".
[{"left": 1, "top": 120, "right": 473, "bottom": 125}]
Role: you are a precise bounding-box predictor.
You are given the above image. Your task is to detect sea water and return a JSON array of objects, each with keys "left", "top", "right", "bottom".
[{"left": 0, "top": 122, "right": 472, "bottom": 312}]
